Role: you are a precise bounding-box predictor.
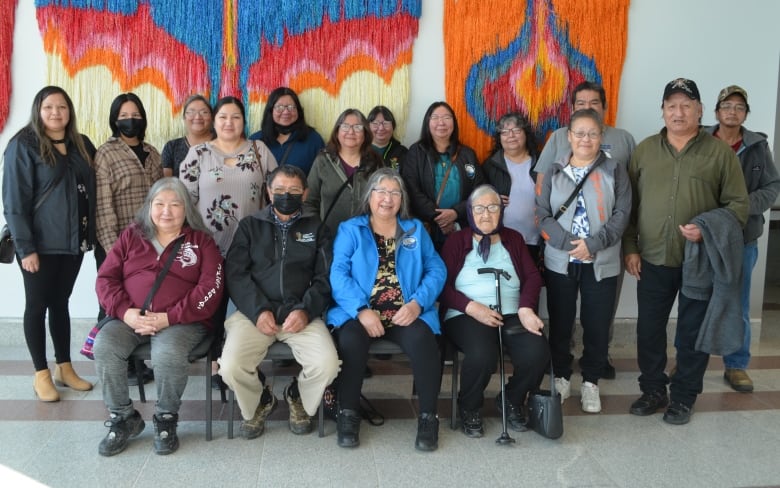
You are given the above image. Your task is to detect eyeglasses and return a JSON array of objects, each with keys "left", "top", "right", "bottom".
[
  {"left": 370, "top": 121, "right": 393, "bottom": 128},
  {"left": 372, "top": 188, "right": 402, "bottom": 199},
  {"left": 430, "top": 114, "right": 453, "bottom": 122},
  {"left": 472, "top": 204, "right": 501, "bottom": 214},
  {"left": 339, "top": 123, "right": 364, "bottom": 133},
  {"left": 569, "top": 130, "right": 601, "bottom": 140},
  {"left": 499, "top": 127, "right": 524, "bottom": 136},
  {"left": 185, "top": 109, "right": 211, "bottom": 118},
  {"left": 719, "top": 103, "right": 747, "bottom": 113},
  {"left": 273, "top": 104, "right": 297, "bottom": 113}
]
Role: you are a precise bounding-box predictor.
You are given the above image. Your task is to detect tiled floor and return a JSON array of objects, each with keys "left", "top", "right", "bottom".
[{"left": 2, "top": 230, "right": 780, "bottom": 487}]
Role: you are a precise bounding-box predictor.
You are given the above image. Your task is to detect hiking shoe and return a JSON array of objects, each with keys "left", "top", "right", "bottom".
[
  {"left": 337, "top": 408, "right": 361, "bottom": 448},
  {"left": 724, "top": 368, "right": 754, "bottom": 393},
  {"left": 240, "top": 386, "right": 277, "bottom": 439},
  {"left": 415, "top": 413, "right": 439, "bottom": 452},
  {"left": 153, "top": 412, "right": 179, "bottom": 455},
  {"left": 98, "top": 410, "right": 145, "bottom": 457},
  {"left": 284, "top": 379, "right": 312, "bottom": 435},
  {"left": 580, "top": 381, "right": 601, "bottom": 413},
  {"left": 495, "top": 393, "right": 528, "bottom": 432},
  {"left": 629, "top": 391, "right": 668, "bottom": 416},
  {"left": 663, "top": 402, "right": 692, "bottom": 425},
  {"left": 553, "top": 377, "right": 571, "bottom": 403},
  {"left": 459, "top": 408, "right": 484, "bottom": 438}
]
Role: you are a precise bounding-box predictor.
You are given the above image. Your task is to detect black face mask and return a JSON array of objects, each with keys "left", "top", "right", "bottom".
[
  {"left": 116, "top": 118, "right": 146, "bottom": 138},
  {"left": 272, "top": 193, "right": 303, "bottom": 215}
]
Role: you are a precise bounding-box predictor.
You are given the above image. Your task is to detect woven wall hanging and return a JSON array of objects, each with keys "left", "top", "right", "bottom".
[
  {"left": 34, "top": 0, "right": 421, "bottom": 148},
  {"left": 444, "top": 0, "right": 630, "bottom": 159},
  {"left": 0, "top": 0, "right": 18, "bottom": 133}
]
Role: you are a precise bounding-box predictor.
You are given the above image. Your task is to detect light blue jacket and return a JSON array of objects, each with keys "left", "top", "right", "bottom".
[{"left": 328, "top": 214, "right": 446, "bottom": 334}]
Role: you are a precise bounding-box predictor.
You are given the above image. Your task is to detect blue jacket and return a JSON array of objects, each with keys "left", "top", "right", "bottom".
[{"left": 328, "top": 214, "right": 446, "bottom": 334}]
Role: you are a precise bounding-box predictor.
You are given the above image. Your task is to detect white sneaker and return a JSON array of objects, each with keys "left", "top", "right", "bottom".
[
  {"left": 581, "top": 381, "right": 601, "bottom": 413},
  {"left": 554, "top": 377, "right": 571, "bottom": 403}
]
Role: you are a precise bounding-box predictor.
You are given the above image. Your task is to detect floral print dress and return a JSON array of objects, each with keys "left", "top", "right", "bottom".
[{"left": 180, "top": 140, "right": 278, "bottom": 255}]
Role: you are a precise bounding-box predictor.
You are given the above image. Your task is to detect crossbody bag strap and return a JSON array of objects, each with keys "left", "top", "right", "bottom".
[
  {"left": 552, "top": 156, "right": 604, "bottom": 221},
  {"left": 140, "top": 237, "right": 182, "bottom": 315},
  {"left": 251, "top": 141, "right": 271, "bottom": 206},
  {"left": 433, "top": 148, "right": 459, "bottom": 207},
  {"left": 278, "top": 140, "right": 295, "bottom": 166}
]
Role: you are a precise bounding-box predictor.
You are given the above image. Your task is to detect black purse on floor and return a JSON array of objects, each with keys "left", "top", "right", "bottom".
[{"left": 526, "top": 363, "right": 564, "bottom": 439}]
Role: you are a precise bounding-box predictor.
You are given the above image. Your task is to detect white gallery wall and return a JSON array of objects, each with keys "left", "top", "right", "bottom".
[{"left": 1, "top": 0, "right": 778, "bottom": 319}]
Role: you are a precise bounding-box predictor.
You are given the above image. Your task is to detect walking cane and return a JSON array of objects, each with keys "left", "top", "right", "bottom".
[{"left": 478, "top": 267, "right": 515, "bottom": 445}]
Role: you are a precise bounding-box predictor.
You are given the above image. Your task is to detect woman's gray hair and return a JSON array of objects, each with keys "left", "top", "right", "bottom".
[
  {"left": 359, "top": 167, "right": 410, "bottom": 219},
  {"left": 469, "top": 184, "right": 501, "bottom": 204},
  {"left": 134, "top": 177, "right": 210, "bottom": 240}
]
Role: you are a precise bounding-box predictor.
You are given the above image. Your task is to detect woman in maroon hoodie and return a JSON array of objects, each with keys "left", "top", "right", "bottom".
[{"left": 93, "top": 177, "right": 224, "bottom": 457}]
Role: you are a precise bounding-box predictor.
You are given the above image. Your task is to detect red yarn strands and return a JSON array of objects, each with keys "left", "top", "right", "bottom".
[{"left": 0, "top": 0, "right": 18, "bottom": 132}]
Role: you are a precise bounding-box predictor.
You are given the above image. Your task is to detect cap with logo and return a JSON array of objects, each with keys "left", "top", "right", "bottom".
[{"left": 662, "top": 78, "right": 701, "bottom": 102}]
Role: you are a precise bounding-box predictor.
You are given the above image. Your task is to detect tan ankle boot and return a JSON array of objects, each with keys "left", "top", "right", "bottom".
[
  {"left": 54, "top": 362, "right": 93, "bottom": 391},
  {"left": 34, "top": 369, "right": 60, "bottom": 402}
]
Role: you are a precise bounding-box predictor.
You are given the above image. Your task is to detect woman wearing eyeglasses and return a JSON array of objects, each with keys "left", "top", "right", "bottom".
[
  {"left": 483, "top": 113, "right": 542, "bottom": 263},
  {"left": 329, "top": 168, "right": 445, "bottom": 451},
  {"left": 535, "top": 108, "right": 631, "bottom": 414},
  {"left": 161, "top": 94, "right": 214, "bottom": 178},
  {"left": 401, "top": 101, "right": 483, "bottom": 250},
  {"left": 304, "top": 108, "right": 382, "bottom": 234},
  {"left": 367, "top": 106, "right": 407, "bottom": 171},
  {"left": 440, "top": 185, "right": 549, "bottom": 438},
  {"left": 249, "top": 87, "right": 324, "bottom": 176}
]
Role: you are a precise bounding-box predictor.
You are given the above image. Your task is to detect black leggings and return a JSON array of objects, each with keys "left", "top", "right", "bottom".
[
  {"left": 20, "top": 253, "right": 84, "bottom": 371},
  {"left": 336, "top": 319, "right": 442, "bottom": 414},
  {"left": 445, "top": 313, "right": 550, "bottom": 411}
]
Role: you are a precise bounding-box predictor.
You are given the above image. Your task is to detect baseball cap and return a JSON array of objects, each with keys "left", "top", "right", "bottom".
[
  {"left": 662, "top": 78, "right": 701, "bottom": 102},
  {"left": 717, "top": 85, "right": 748, "bottom": 104}
]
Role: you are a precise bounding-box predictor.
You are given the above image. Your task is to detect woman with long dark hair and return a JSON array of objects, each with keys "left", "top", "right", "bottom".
[{"left": 2, "top": 85, "right": 97, "bottom": 401}]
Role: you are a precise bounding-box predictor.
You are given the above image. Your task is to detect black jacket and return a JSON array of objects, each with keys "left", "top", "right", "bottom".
[
  {"left": 482, "top": 149, "right": 537, "bottom": 196},
  {"left": 225, "top": 206, "right": 331, "bottom": 324},
  {"left": 401, "top": 141, "right": 484, "bottom": 228},
  {"left": 375, "top": 138, "right": 408, "bottom": 171},
  {"left": 2, "top": 127, "right": 96, "bottom": 258}
]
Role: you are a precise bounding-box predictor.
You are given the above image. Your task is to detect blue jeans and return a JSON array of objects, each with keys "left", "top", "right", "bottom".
[{"left": 723, "top": 241, "right": 758, "bottom": 369}]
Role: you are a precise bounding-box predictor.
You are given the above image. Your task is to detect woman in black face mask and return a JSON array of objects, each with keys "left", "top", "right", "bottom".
[{"left": 93, "top": 92, "right": 164, "bottom": 384}]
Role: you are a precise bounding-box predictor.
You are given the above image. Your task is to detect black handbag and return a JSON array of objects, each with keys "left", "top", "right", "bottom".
[
  {"left": 526, "top": 364, "right": 564, "bottom": 439},
  {"left": 0, "top": 225, "right": 13, "bottom": 264}
]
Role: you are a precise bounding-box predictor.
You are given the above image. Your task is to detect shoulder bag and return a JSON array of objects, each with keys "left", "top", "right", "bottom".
[
  {"left": 80, "top": 238, "right": 183, "bottom": 359},
  {"left": 526, "top": 362, "right": 563, "bottom": 439}
]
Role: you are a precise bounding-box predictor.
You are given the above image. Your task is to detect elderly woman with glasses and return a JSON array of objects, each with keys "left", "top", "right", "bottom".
[
  {"left": 440, "top": 185, "right": 549, "bottom": 438},
  {"left": 249, "top": 87, "right": 324, "bottom": 175},
  {"left": 535, "top": 108, "right": 631, "bottom": 414},
  {"left": 482, "top": 112, "right": 542, "bottom": 263},
  {"left": 328, "top": 168, "right": 446, "bottom": 452},
  {"left": 304, "top": 108, "right": 382, "bottom": 234}
]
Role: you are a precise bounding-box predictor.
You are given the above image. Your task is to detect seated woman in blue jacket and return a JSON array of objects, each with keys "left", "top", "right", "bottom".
[{"left": 328, "top": 168, "right": 446, "bottom": 452}]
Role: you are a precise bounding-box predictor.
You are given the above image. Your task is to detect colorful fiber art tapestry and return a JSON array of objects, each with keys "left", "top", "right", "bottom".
[
  {"left": 445, "top": 0, "right": 630, "bottom": 159},
  {"left": 0, "top": 0, "right": 18, "bottom": 133},
  {"left": 34, "top": 1, "right": 421, "bottom": 148}
]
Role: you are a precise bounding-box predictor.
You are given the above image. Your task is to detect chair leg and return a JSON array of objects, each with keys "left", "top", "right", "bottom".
[
  {"left": 206, "top": 353, "right": 213, "bottom": 441},
  {"left": 228, "top": 390, "right": 235, "bottom": 439},
  {"left": 318, "top": 399, "right": 325, "bottom": 438},
  {"left": 451, "top": 351, "right": 459, "bottom": 430},
  {"left": 135, "top": 359, "right": 146, "bottom": 403}
]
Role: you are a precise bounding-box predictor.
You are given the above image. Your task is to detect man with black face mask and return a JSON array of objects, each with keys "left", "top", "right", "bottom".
[{"left": 219, "top": 165, "right": 339, "bottom": 439}]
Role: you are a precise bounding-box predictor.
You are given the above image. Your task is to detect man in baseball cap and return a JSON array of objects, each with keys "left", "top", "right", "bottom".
[
  {"left": 706, "top": 85, "right": 780, "bottom": 392},
  {"left": 623, "top": 77, "right": 748, "bottom": 425}
]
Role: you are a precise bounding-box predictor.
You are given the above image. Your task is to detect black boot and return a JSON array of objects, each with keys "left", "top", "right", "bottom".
[
  {"left": 153, "top": 412, "right": 180, "bottom": 455},
  {"left": 415, "top": 413, "right": 439, "bottom": 452},
  {"left": 98, "top": 410, "right": 145, "bottom": 457},
  {"left": 337, "top": 409, "right": 361, "bottom": 448}
]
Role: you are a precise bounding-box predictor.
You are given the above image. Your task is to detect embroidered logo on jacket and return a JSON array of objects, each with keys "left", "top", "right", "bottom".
[
  {"left": 295, "top": 232, "right": 316, "bottom": 243},
  {"left": 177, "top": 242, "right": 199, "bottom": 268}
]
